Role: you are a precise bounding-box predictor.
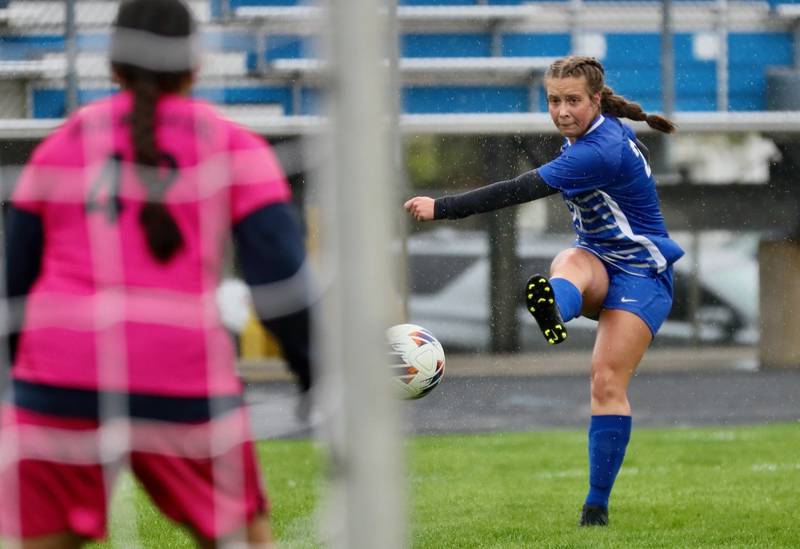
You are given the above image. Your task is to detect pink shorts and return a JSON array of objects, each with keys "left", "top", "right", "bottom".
[{"left": 0, "top": 405, "right": 268, "bottom": 540}]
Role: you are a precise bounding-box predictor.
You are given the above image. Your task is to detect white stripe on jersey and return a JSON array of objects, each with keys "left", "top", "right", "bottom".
[
  {"left": 581, "top": 212, "right": 613, "bottom": 224},
  {"left": 563, "top": 116, "right": 604, "bottom": 148},
  {"left": 584, "top": 115, "right": 606, "bottom": 136},
  {"left": 582, "top": 222, "right": 619, "bottom": 235},
  {"left": 596, "top": 189, "right": 668, "bottom": 273}
]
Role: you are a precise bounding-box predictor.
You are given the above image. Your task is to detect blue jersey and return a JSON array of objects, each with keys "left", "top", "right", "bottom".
[{"left": 537, "top": 115, "right": 684, "bottom": 277}]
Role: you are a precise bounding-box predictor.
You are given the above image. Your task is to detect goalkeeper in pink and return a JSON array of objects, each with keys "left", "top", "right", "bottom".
[{"left": 0, "top": 1, "right": 312, "bottom": 547}]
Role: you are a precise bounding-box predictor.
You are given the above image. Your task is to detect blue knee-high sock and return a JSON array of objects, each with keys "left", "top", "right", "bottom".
[
  {"left": 585, "top": 415, "right": 632, "bottom": 509},
  {"left": 550, "top": 277, "right": 582, "bottom": 322}
]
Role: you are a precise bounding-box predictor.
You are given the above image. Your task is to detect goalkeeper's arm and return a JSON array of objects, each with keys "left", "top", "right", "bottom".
[
  {"left": 4, "top": 206, "right": 44, "bottom": 366},
  {"left": 233, "top": 202, "right": 313, "bottom": 393}
]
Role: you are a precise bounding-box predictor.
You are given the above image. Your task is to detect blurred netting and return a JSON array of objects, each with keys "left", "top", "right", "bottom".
[
  {"left": 0, "top": 0, "right": 321, "bottom": 545},
  {"left": 0, "top": 0, "right": 315, "bottom": 355},
  {"left": 0, "top": 0, "right": 797, "bottom": 543},
  {"left": 0, "top": 0, "right": 298, "bottom": 120}
]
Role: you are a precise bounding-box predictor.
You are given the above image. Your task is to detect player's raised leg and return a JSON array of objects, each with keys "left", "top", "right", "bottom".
[
  {"left": 525, "top": 274, "right": 568, "bottom": 344},
  {"left": 581, "top": 308, "right": 651, "bottom": 526},
  {"left": 526, "top": 248, "right": 608, "bottom": 345}
]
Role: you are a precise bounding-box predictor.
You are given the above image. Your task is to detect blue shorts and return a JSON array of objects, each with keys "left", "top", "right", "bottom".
[{"left": 597, "top": 264, "right": 674, "bottom": 338}]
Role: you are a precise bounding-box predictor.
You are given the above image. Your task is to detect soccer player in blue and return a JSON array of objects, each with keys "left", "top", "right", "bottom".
[{"left": 404, "top": 55, "right": 684, "bottom": 527}]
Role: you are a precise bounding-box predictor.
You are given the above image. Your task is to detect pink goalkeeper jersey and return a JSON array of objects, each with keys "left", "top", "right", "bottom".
[{"left": 12, "top": 92, "right": 291, "bottom": 397}]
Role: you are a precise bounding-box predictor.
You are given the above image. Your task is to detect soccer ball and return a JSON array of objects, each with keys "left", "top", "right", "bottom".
[{"left": 387, "top": 323, "right": 446, "bottom": 400}]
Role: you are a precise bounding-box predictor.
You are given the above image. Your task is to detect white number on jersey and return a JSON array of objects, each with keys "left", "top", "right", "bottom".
[
  {"left": 566, "top": 199, "right": 584, "bottom": 231},
  {"left": 628, "top": 138, "right": 652, "bottom": 178}
]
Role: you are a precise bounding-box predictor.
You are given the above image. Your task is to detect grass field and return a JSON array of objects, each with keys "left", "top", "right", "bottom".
[{"left": 87, "top": 422, "right": 799, "bottom": 548}]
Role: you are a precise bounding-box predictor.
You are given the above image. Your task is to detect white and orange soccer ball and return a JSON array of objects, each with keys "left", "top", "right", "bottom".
[{"left": 387, "top": 323, "right": 446, "bottom": 399}]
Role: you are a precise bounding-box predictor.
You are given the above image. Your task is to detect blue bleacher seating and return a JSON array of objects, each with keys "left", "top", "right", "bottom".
[
  {"left": 31, "top": 86, "right": 304, "bottom": 118},
  {"left": 403, "top": 86, "right": 530, "bottom": 113},
  {"left": 403, "top": 34, "right": 492, "bottom": 58},
  {"left": 728, "top": 33, "right": 793, "bottom": 110},
  {"left": 21, "top": 27, "right": 797, "bottom": 117},
  {"left": 0, "top": 36, "right": 66, "bottom": 60},
  {"left": 502, "top": 33, "right": 572, "bottom": 58},
  {"left": 2, "top": 0, "right": 797, "bottom": 118}
]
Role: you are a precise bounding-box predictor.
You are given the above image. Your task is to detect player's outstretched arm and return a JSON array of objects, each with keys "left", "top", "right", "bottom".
[{"left": 404, "top": 169, "right": 558, "bottom": 222}]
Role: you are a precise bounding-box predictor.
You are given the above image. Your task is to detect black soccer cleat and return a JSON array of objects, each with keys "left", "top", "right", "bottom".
[
  {"left": 525, "top": 274, "right": 567, "bottom": 345},
  {"left": 579, "top": 504, "right": 609, "bottom": 527}
]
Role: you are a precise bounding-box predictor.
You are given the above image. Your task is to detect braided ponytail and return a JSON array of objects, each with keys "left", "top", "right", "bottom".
[
  {"left": 600, "top": 85, "right": 676, "bottom": 134},
  {"left": 546, "top": 55, "right": 676, "bottom": 134},
  {"left": 130, "top": 76, "right": 185, "bottom": 263},
  {"left": 112, "top": 0, "right": 195, "bottom": 264}
]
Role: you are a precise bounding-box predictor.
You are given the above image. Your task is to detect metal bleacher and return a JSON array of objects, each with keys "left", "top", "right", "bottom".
[
  {"left": 0, "top": 1, "right": 278, "bottom": 119},
  {"left": 2, "top": 0, "right": 800, "bottom": 135},
  {"left": 232, "top": 2, "right": 555, "bottom": 115},
  {"left": 225, "top": 0, "right": 800, "bottom": 119}
]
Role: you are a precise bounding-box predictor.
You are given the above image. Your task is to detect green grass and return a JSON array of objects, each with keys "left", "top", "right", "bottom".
[
  {"left": 85, "top": 441, "right": 322, "bottom": 549},
  {"left": 84, "top": 423, "right": 798, "bottom": 548}
]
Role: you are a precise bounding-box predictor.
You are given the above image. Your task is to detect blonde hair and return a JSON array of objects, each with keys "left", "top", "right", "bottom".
[{"left": 545, "top": 55, "right": 676, "bottom": 134}]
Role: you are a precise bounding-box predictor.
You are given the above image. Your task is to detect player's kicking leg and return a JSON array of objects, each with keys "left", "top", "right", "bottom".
[{"left": 525, "top": 274, "right": 568, "bottom": 344}]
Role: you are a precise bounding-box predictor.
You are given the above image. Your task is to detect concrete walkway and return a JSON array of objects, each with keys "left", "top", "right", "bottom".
[
  {"left": 240, "top": 345, "right": 800, "bottom": 439},
  {"left": 238, "top": 345, "right": 761, "bottom": 383}
]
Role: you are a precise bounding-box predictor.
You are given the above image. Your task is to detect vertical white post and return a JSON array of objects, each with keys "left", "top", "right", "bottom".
[
  {"left": 0, "top": 199, "right": 9, "bottom": 398},
  {"left": 65, "top": 0, "right": 78, "bottom": 113},
  {"left": 661, "top": 0, "right": 675, "bottom": 119},
  {"left": 716, "top": 0, "right": 729, "bottom": 112},
  {"left": 321, "top": 0, "right": 405, "bottom": 548},
  {"left": 387, "top": 0, "right": 409, "bottom": 322},
  {"left": 660, "top": 0, "right": 675, "bottom": 175},
  {"left": 569, "top": 0, "right": 584, "bottom": 55}
]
